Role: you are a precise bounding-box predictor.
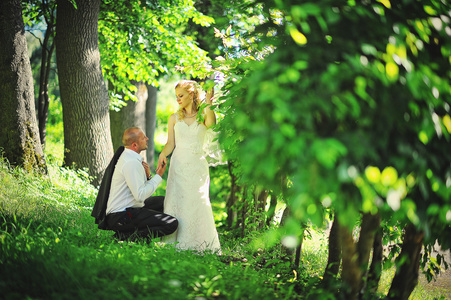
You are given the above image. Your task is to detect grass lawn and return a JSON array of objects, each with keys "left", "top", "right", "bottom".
[{"left": 0, "top": 154, "right": 448, "bottom": 299}]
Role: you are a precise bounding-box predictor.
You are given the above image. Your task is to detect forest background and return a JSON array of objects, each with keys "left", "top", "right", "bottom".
[{"left": 1, "top": 0, "right": 451, "bottom": 299}]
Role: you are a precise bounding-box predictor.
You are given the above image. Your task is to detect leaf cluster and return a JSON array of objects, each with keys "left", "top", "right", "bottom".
[
  {"left": 98, "top": 0, "right": 214, "bottom": 107},
  {"left": 217, "top": 0, "right": 451, "bottom": 244}
]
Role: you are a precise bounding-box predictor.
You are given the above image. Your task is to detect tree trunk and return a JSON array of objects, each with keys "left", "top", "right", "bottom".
[
  {"left": 110, "top": 81, "right": 147, "bottom": 159},
  {"left": 239, "top": 186, "right": 248, "bottom": 237},
  {"left": 38, "top": 23, "right": 55, "bottom": 149},
  {"left": 227, "top": 161, "right": 239, "bottom": 229},
  {"left": 280, "top": 206, "right": 294, "bottom": 258},
  {"left": 340, "top": 224, "right": 360, "bottom": 300},
  {"left": 145, "top": 83, "right": 157, "bottom": 166},
  {"left": 55, "top": 0, "right": 113, "bottom": 186},
  {"left": 357, "top": 212, "right": 381, "bottom": 295},
  {"left": 254, "top": 188, "right": 268, "bottom": 230},
  {"left": 266, "top": 193, "right": 278, "bottom": 227},
  {"left": 293, "top": 234, "right": 303, "bottom": 270},
  {"left": 323, "top": 216, "right": 342, "bottom": 281},
  {"left": 388, "top": 223, "right": 424, "bottom": 300},
  {"left": 367, "top": 228, "right": 383, "bottom": 293},
  {"left": 0, "top": 0, "right": 46, "bottom": 173}
]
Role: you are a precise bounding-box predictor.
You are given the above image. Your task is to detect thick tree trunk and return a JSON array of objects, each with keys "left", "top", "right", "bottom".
[
  {"left": 55, "top": 0, "right": 113, "bottom": 186},
  {"left": 357, "top": 212, "right": 381, "bottom": 295},
  {"left": 388, "top": 223, "right": 424, "bottom": 300},
  {"left": 368, "top": 228, "right": 383, "bottom": 293},
  {"left": 110, "top": 81, "right": 147, "bottom": 159},
  {"left": 340, "top": 224, "right": 360, "bottom": 300},
  {"left": 0, "top": 0, "right": 46, "bottom": 173},
  {"left": 145, "top": 84, "right": 157, "bottom": 166},
  {"left": 323, "top": 216, "right": 342, "bottom": 281}
]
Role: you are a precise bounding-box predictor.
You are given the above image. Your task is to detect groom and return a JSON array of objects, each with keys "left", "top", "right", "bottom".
[{"left": 91, "top": 127, "right": 178, "bottom": 241}]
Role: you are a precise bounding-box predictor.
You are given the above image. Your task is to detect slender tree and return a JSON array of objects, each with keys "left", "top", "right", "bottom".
[
  {"left": 55, "top": 0, "right": 113, "bottom": 185},
  {"left": 36, "top": 0, "right": 56, "bottom": 149},
  {"left": 23, "top": 0, "right": 59, "bottom": 150},
  {"left": 0, "top": 0, "right": 46, "bottom": 173},
  {"left": 145, "top": 84, "right": 158, "bottom": 166}
]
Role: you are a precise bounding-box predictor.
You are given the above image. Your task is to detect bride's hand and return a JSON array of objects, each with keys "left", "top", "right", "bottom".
[
  {"left": 155, "top": 160, "right": 167, "bottom": 177},
  {"left": 157, "top": 154, "right": 167, "bottom": 169},
  {"left": 206, "top": 87, "right": 214, "bottom": 104}
]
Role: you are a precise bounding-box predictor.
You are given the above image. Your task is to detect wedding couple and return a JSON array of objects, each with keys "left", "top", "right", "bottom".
[{"left": 92, "top": 80, "right": 221, "bottom": 253}]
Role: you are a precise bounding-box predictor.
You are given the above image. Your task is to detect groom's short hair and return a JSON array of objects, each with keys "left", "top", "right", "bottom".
[{"left": 122, "top": 127, "right": 142, "bottom": 146}]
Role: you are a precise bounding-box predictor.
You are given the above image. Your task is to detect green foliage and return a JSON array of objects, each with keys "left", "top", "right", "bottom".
[
  {"left": 209, "top": 164, "right": 230, "bottom": 226},
  {"left": 217, "top": 0, "right": 451, "bottom": 248},
  {"left": 98, "top": 0, "right": 214, "bottom": 108}
]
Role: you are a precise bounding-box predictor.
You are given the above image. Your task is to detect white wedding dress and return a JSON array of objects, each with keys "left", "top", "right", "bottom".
[{"left": 163, "top": 115, "right": 221, "bottom": 252}]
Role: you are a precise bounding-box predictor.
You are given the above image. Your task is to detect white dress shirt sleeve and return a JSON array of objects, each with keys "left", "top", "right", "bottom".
[{"left": 122, "top": 159, "right": 163, "bottom": 202}]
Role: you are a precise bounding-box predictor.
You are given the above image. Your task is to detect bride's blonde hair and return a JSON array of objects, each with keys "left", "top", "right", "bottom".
[{"left": 176, "top": 80, "right": 202, "bottom": 121}]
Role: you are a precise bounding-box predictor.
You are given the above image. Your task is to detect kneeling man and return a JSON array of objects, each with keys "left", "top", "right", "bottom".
[{"left": 92, "top": 127, "right": 178, "bottom": 241}]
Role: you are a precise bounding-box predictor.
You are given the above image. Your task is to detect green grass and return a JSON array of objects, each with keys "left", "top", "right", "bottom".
[
  {"left": 1, "top": 152, "right": 449, "bottom": 299},
  {"left": 0, "top": 156, "right": 300, "bottom": 299}
]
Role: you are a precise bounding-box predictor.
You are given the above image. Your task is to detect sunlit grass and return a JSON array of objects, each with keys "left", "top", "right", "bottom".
[
  {"left": 377, "top": 266, "right": 449, "bottom": 300},
  {"left": 301, "top": 228, "right": 329, "bottom": 277},
  {"left": 1, "top": 149, "right": 449, "bottom": 299},
  {"left": 0, "top": 157, "right": 295, "bottom": 299}
]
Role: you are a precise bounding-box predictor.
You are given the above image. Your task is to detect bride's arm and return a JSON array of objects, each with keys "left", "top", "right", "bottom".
[
  {"left": 158, "top": 114, "right": 176, "bottom": 168},
  {"left": 204, "top": 87, "right": 216, "bottom": 128}
]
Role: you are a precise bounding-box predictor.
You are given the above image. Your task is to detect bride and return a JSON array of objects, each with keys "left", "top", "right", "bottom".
[{"left": 158, "top": 80, "right": 221, "bottom": 252}]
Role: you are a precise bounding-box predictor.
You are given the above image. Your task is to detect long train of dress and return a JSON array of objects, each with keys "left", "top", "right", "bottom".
[{"left": 163, "top": 115, "right": 221, "bottom": 252}]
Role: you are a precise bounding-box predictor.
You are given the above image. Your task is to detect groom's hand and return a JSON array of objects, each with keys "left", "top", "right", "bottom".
[{"left": 142, "top": 161, "right": 151, "bottom": 179}]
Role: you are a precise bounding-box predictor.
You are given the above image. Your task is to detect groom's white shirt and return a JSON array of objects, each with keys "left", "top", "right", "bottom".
[{"left": 106, "top": 148, "right": 162, "bottom": 214}]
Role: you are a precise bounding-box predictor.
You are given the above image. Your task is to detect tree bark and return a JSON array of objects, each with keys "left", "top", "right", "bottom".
[
  {"left": 145, "top": 83, "right": 157, "bottom": 166},
  {"left": 388, "top": 223, "right": 424, "bottom": 300},
  {"left": 357, "top": 212, "right": 381, "bottom": 295},
  {"left": 239, "top": 186, "right": 248, "bottom": 237},
  {"left": 323, "top": 216, "right": 342, "bottom": 281},
  {"left": 266, "top": 193, "right": 278, "bottom": 227},
  {"left": 110, "top": 81, "right": 147, "bottom": 160},
  {"left": 293, "top": 234, "right": 303, "bottom": 270},
  {"left": 254, "top": 188, "right": 268, "bottom": 230},
  {"left": 38, "top": 22, "right": 55, "bottom": 149},
  {"left": 55, "top": 0, "right": 113, "bottom": 186},
  {"left": 0, "top": 0, "right": 46, "bottom": 173},
  {"left": 279, "top": 206, "right": 294, "bottom": 258},
  {"left": 340, "top": 224, "right": 360, "bottom": 300},
  {"left": 227, "top": 161, "right": 239, "bottom": 229},
  {"left": 367, "top": 228, "right": 383, "bottom": 293}
]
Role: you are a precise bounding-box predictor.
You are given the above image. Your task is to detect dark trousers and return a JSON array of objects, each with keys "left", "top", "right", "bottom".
[{"left": 105, "top": 196, "right": 178, "bottom": 240}]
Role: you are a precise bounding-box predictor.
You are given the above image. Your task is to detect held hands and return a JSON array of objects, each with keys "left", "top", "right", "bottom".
[
  {"left": 156, "top": 154, "right": 167, "bottom": 177},
  {"left": 143, "top": 159, "right": 167, "bottom": 179},
  {"left": 155, "top": 160, "right": 167, "bottom": 177}
]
